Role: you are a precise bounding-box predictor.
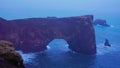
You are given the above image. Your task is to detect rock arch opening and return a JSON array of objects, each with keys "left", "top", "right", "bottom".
[{"left": 46, "top": 39, "right": 70, "bottom": 53}]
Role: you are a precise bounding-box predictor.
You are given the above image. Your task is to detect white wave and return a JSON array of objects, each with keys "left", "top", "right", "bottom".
[
  {"left": 97, "top": 43, "right": 120, "bottom": 55},
  {"left": 110, "top": 25, "right": 114, "bottom": 28},
  {"left": 47, "top": 46, "right": 51, "bottom": 49},
  {"left": 17, "top": 50, "right": 37, "bottom": 64}
]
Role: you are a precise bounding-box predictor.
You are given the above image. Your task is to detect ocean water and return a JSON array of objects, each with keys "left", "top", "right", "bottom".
[{"left": 18, "top": 20, "right": 120, "bottom": 68}]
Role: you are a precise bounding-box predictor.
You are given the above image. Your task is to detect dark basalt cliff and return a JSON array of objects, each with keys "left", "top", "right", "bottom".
[
  {"left": 0, "top": 40, "right": 24, "bottom": 68},
  {"left": 0, "top": 15, "right": 96, "bottom": 55}
]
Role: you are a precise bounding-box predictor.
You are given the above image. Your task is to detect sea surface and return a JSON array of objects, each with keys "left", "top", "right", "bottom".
[{"left": 18, "top": 20, "right": 120, "bottom": 68}]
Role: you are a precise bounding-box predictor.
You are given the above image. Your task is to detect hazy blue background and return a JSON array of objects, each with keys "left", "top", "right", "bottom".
[{"left": 0, "top": 0, "right": 120, "bottom": 21}]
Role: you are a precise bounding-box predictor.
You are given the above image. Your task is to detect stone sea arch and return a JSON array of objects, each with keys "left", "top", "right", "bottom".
[{"left": 0, "top": 15, "right": 96, "bottom": 55}]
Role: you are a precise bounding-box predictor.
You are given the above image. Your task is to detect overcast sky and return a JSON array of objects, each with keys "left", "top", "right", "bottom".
[{"left": 0, "top": 0, "right": 120, "bottom": 19}]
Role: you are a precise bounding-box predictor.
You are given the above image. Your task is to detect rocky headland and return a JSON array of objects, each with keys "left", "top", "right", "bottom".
[{"left": 0, "top": 40, "right": 24, "bottom": 68}]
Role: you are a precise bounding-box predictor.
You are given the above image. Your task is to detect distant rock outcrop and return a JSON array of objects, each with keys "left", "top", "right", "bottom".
[
  {"left": 0, "top": 17, "right": 7, "bottom": 22},
  {"left": 0, "top": 15, "right": 96, "bottom": 55},
  {"left": 0, "top": 40, "right": 24, "bottom": 68},
  {"left": 94, "top": 19, "right": 110, "bottom": 27}
]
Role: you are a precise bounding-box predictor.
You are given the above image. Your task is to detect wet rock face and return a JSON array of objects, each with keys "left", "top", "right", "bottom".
[
  {"left": 0, "top": 15, "right": 96, "bottom": 55},
  {"left": 0, "top": 40, "right": 24, "bottom": 68}
]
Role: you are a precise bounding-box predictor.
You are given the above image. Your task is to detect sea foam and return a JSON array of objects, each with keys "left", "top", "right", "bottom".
[
  {"left": 97, "top": 43, "right": 120, "bottom": 55},
  {"left": 17, "top": 50, "right": 37, "bottom": 64}
]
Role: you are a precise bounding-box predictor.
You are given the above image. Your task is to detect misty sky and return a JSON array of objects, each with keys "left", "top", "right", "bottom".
[{"left": 0, "top": 0, "right": 120, "bottom": 20}]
